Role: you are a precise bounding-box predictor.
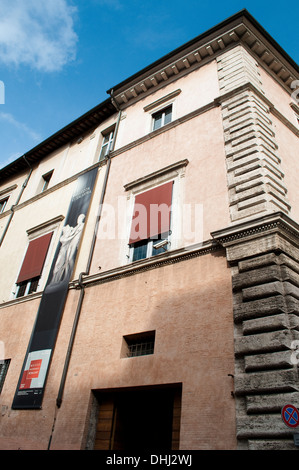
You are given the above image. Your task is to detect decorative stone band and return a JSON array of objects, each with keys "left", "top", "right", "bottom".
[
  {"left": 212, "top": 212, "right": 299, "bottom": 450},
  {"left": 217, "top": 45, "right": 291, "bottom": 222}
]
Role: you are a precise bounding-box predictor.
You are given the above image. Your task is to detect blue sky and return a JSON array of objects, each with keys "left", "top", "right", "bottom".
[{"left": 0, "top": 0, "right": 298, "bottom": 171}]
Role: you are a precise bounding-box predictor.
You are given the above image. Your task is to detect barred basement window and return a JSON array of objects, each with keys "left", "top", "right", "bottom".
[
  {"left": 0, "top": 359, "right": 10, "bottom": 394},
  {"left": 122, "top": 331, "right": 155, "bottom": 358}
]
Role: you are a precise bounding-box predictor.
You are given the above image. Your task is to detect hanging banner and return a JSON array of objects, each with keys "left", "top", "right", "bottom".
[{"left": 12, "top": 167, "right": 98, "bottom": 409}]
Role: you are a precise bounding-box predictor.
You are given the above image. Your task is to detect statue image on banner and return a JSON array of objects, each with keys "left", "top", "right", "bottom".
[
  {"left": 50, "top": 214, "right": 85, "bottom": 285},
  {"left": 12, "top": 168, "right": 98, "bottom": 409}
]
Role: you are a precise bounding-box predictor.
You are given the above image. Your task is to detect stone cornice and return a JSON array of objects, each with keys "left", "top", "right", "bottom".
[
  {"left": 0, "top": 184, "right": 17, "bottom": 198},
  {"left": 4, "top": 159, "right": 106, "bottom": 214},
  {"left": 110, "top": 15, "right": 298, "bottom": 108},
  {"left": 143, "top": 89, "right": 182, "bottom": 112},
  {"left": 70, "top": 240, "right": 221, "bottom": 290},
  {"left": 26, "top": 215, "right": 65, "bottom": 237},
  {"left": 0, "top": 239, "right": 222, "bottom": 309},
  {"left": 0, "top": 290, "right": 43, "bottom": 310},
  {"left": 124, "top": 159, "right": 189, "bottom": 191},
  {"left": 211, "top": 212, "right": 299, "bottom": 248}
]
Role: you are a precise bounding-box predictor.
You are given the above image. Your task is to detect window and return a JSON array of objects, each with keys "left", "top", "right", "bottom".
[
  {"left": 99, "top": 128, "right": 114, "bottom": 161},
  {"left": 41, "top": 171, "right": 53, "bottom": 192},
  {"left": 0, "top": 197, "right": 8, "bottom": 213},
  {"left": 129, "top": 181, "right": 173, "bottom": 262},
  {"left": 152, "top": 105, "right": 172, "bottom": 131},
  {"left": 16, "top": 277, "right": 40, "bottom": 298},
  {"left": 0, "top": 359, "right": 10, "bottom": 394},
  {"left": 131, "top": 233, "right": 169, "bottom": 262},
  {"left": 122, "top": 331, "right": 155, "bottom": 358},
  {"left": 15, "top": 232, "right": 53, "bottom": 298},
  {"left": 290, "top": 102, "right": 299, "bottom": 127}
]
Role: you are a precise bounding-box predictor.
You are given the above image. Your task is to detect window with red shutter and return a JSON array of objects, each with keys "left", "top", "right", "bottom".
[
  {"left": 129, "top": 181, "right": 173, "bottom": 262},
  {"left": 16, "top": 232, "right": 53, "bottom": 297}
]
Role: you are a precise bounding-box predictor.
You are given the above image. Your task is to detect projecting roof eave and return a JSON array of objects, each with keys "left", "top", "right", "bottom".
[
  {"left": 107, "top": 9, "right": 299, "bottom": 108},
  {"left": 0, "top": 98, "right": 116, "bottom": 180}
]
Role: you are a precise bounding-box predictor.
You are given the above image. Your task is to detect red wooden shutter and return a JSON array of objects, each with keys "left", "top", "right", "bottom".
[
  {"left": 17, "top": 232, "right": 53, "bottom": 283},
  {"left": 129, "top": 181, "right": 173, "bottom": 244}
]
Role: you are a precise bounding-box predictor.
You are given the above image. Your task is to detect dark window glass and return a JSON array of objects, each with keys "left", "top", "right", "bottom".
[
  {"left": 0, "top": 359, "right": 10, "bottom": 394},
  {"left": 164, "top": 106, "right": 172, "bottom": 125},
  {"left": 132, "top": 240, "right": 148, "bottom": 261},
  {"left": 0, "top": 197, "right": 8, "bottom": 213},
  {"left": 16, "top": 277, "right": 40, "bottom": 298},
  {"left": 152, "top": 105, "right": 172, "bottom": 130},
  {"left": 28, "top": 277, "right": 40, "bottom": 294}
]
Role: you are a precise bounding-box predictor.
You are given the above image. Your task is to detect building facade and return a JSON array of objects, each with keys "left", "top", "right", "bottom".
[{"left": 0, "top": 10, "right": 298, "bottom": 450}]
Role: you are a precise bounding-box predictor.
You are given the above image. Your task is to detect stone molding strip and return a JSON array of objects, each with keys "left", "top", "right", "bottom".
[
  {"left": 111, "top": 18, "right": 298, "bottom": 108},
  {"left": 124, "top": 159, "right": 189, "bottom": 191},
  {"left": 70, "top": 240, "right": 221, "bottom": 290},
  {"left": 211, "top": 211, "right": 299, "bottom": 248},
  {"left": 0, "top": 240, "right": 221, "bottom": 309}
]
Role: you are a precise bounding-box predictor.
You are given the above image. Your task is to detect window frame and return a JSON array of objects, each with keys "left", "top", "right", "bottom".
[
  {"left": 144, "top": 89, "right": 181, "bottom": 134},
  {"left": 122, "top": 331, "right": 156, "bottom": 358},
  {"left": 129, "top": 232, "right": 171, "bottom": 263},
  {"left": 41, "top": 170, "right": 53, "bottom": 192},
  {"left": 123, "top": 160, "right": 188, "bottom": 266},
  {"left": 99, "top": 127, "right": 115, "bottom": 161},
  {"left": 12, "top": 216, "right": 64, "bottom": 300},
  {"left": 15, "top": 276, "right": 40, "bottom": 298},
  {"left": 0, "top": 196, "right": 9, "bottom": 213},
  {"left": 152, "top": 104, "right": 173, "bottom": 131},
  {"left": 128, "top": 181, "right": 174, "bottom": 263},
  {"left": 0, "top": 359, "right": 10, "bottom": 394},
  {"left": 290, "top": 102, "right": 299, "bottom": 127}
]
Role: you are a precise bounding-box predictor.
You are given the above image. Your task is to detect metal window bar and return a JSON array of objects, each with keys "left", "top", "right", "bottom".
[{"left": 127, "top": 340, "right": 155, "bottom": 357}]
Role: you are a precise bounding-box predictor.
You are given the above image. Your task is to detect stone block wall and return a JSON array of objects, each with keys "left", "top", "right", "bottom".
[
  {"left": 216, "top": 43, "right": 299, "bottom": 450},
  {"left": 213, "top": 214, "right": 299, "bottom": 449},
  {"left": 217, "top": 46, "right": 290, "bottom": 222}
]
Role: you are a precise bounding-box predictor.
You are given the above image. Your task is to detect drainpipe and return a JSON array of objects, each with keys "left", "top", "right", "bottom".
[
  {"left": 54, "top": 98, "right": 122, "bottom": 413},
  {"left": 0, "top": 156, "right": 32, "bottom": 247}
]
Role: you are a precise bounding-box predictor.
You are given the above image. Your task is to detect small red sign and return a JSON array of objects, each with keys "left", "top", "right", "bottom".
[
  {"left": 19, "top": 359, "right": 42, "bottom": 389},
  {"left": 27, "top": 359, "right": 42, "bottom": 379},
  {"left": 281, "top": 404, "right": 299, "bottom": 428}
]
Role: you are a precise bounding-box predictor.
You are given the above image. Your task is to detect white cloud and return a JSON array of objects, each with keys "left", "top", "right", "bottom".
[
  {"left": 0, "top": 0, "right": 78, "bottom": 72},
  {"left": 0, "top": 112, "right": 41, "bottom": 141}
]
